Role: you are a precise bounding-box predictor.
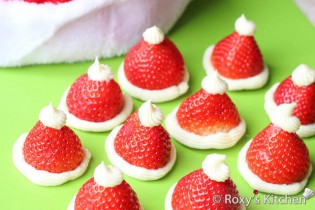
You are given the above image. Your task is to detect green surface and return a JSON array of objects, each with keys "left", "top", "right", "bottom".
[{"left": 1, "top": 0, "right": 315, "bottom": 209}]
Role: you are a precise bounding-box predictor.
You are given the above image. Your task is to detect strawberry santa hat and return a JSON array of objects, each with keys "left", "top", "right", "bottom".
[
  {"left": 238, "top": 103, "right": 312, "bottom": 195},
  {"left": 12, "top": 103, "right": 91, "bottom": 186},
  {"left": 68, "top": 162, "right": 143, "bottom": 210},
  {"left": 203, "top": 14, "right": 269, "bottom": 90},
  {"left": 165, "top": 73, "right": 246, "bottom": 149},
  {"left": 105, "top": 100, "right": 176, "bottom": 181},
  {"left": 118, "top": 26, "right": 189, "bottom": 102},
  {"left": 165, "top": 154, "right": 245, "bottom": 210},
  {"left": 265, "top": 64, "right": 315, "bottom": 137},
  {"left": 59, "top": 57, "right": 133, "bottom": 132}
]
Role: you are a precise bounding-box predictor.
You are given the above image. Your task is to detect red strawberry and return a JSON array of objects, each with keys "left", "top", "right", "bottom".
[
  {"left": 23, "top": 0, "right": 71, "bottom": 4},
  {"left": 74, "top": 178, "right": 141, "bottom": 210},
  {"left": 246, "top": 123, "right": 310, "bottom": 184},
  {"left": 66, "top": 74, "right": 124, "bottom": 122},
  {"left": 171, "top": 169, "right": 241, "bottom": 209},
  {"left": 23, "top": 121, "right": 84, "bottom": 173},
  {"left": 274, "top": 76, "right": 315, "bottom": 125},
  {"left": 124, "top": 38, "right": 185, "bottom": 90},
  {"left": 211, "top": 31, "right": 263, "bottom": 79},
  {"left": 114, "top": 112, "right": 172, "bottom": 169},
  {"left": 176, "top": 89, "right": 241, "bottom": 136}
]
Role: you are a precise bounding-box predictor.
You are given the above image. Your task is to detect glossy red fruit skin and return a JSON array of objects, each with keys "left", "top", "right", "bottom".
[
  {"left": 74, "top": 178, "right": 141, "bottom": 210},
  {"left": 23, "top": 121, "right": 84, "bottom": 173},
  {"left": 211, "top": 32, "right": 263, "bottom": 79},
  {"left": 66, "top": 74, "right": 124, "bottom": 122},
  {"left": 114, "top": 113, "right": 172, "bottom": 170},
  {"left": 23, "top": 0, "right": 71, "bottom": 4},
  {"left": 124, "top": 38, "right": 185, "bottom": 90},
  {"left": 274, "top": 76, "right": 315, "bottom": 125},
  {"left": 176, "top": 89, "right": 241, "bottom": 136},
  {"left": 246, "top": 123, "right": 310, "bottom": 184},
  {"left": 172, "top": 169, "right": 241, "bottom": 210}
]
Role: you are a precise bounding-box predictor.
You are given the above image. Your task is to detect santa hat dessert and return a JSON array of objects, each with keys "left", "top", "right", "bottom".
[
  {"left": 238, "top": 103, "right": 312, "bottom": 195},
  {"left": 105, "top": 100, "right": 176, "bottom": 180},
  {"left": 265, "top": 64, "right": 315, "bottom": 137},
  {"left": 165, "top": 73, "right": 246, "bottom": 149},
  {"left": 165, "top": 154, "right": 245, "bottom": 210},
  {"left": 118, "top": 26, "right": 189, "bottom": 102},
  {"left": 203, "top": 14, "right": 269, "bottom": 90},
  {"left": 68, "top": 162, "right": 143, "bottom": 210},
  {"left": 12, "top": 103, "right": 91, "bottom": 186},
  {"left": 0, "top": 0, "right": 191, "bottom": 67},
  {"left": 59, "top": 58, "right": 133, "bottom": 132}
]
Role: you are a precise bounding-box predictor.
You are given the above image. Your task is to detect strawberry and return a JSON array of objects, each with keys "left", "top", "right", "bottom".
[
  {"left": 273, "top": 76, "right": 315, "bottom": 125},
  {"left": 114, "top": 112, "right": 172, "bottom": 169},
  {"left": 211, "top": 31, "right": 263, "bottom": 79},
  {"left": 23, "top": 121, "right": 84, "bottom": 173},
  {"left": 124, "top": 38, "right": 185, "bottom": 90},
  {"left": 74, "top": 178, "right": 141, "bottom": 210},
  {"left": 66, "top": 74, "right": 124, "bottom": 123},
  {"left": 246, "top": 123, "right": 310, "bottom": 184},
  {"left": 23, "top": 0, "right": 71, "bottom": 4},
  {"left": 176, "top": 89, "right": 241, "bottom": 136}
]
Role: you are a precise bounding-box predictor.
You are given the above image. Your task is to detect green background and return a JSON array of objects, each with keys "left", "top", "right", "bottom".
[{"left": 1, "top": 0, "right": 315, "bottom": 209}]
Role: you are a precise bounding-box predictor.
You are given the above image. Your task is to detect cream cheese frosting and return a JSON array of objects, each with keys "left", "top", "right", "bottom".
[
  {"left": 203, "top": 45, "right": 269, "bottom": 90},
  {"left": 265, "top": 82, "right": 315, "bottom": 137},
  {"left": 235, "top": 14, "right": 256, "bottom": 36},
  {"left": 59, "top": 87, "right": 133, "bottom": 132},
  {"left": 201, "top": 73, "right": 228, "bottom": 94},
  {"left": 139, "top": 100, "right": 164, "bottom": 127},
  {"left": 270, "top": 103, "right": 300, "bottom": 133},
  {"left": 87, "top": 57, "right": 114, "bottom": 82},
  {"left": 202, "top": 154, "right": 230, "bottom": 182},
  {"left": 105, "top": 125, "right": 177, "bottom": 181},
  {"left": 238, "top": 139, "right": 313, "bottom": 195},
  {"left": 143, "top": 26, "right": 165, "bottom": 45},
  {"left": 291, "top": 64, "right": 315, "bottom": 87},
  {"left": 118, "top": 63, "right": 189, "bottom": 102},
  {"left": 94, "top": 162, "right": 123, "bottom": 188},
  {"left": 165, "top": 106, "right": 246, "bottom": 149},
  {"left": 39, "top": 103, "right": 67, "bottom": 130},
  {"left": 12, "top": 133, "right": 91, "bottom": 186}
]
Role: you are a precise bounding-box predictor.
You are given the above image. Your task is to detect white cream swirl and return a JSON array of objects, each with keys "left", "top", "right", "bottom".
[
  {"left": 143, "top": 26, "right": 165, "bottom": 45},
  {"left": 202, "top": 154, "right": 230, "bottom": 182},
  {"left": 201, "top": 73, "right": 228, "bottom": 94},
  {"left": 270, "top": 103, "right": 301, "bottom": 133},
  {"left": 87, "top": 57, "right": 114, "bottom": 82},
  {"left": 39, "top": 103, "right": 66, "bottom": 130},
  {"left": 139, "top": 100, "right": 164, "bottom": 127},
  {"left": 291, "top": 64, "right": 315, "bottom": 87},
  {"left": 94, "top": 162, "right": 123, "bottom": 188},
  {"left": 235, "top": 14, "right": 256, "bottom": 36}
]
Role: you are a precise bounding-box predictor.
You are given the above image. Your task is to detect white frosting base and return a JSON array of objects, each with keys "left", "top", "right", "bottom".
[
  {"left": 238, "top": 139, "right": 313, "bottom": 195},
  {"left": 264, "top": 82, "right": 315, "bottom": 137},
  {"left": 105, "top": 125, "right": 177, "bottom": 181},
  {"left": 203, "top": 45, "right": 269, "bottom": 90},
  {"left": 59, "top": 87, "right": 133, "bottom": 132},
  {"left": 12, "top": 133, "right": 91, "bottom": 186},
  {"left": 165, "top": 106, "right": 246, "bottom": 149},
  {"left": 68, "top": 193, "right": 144, "bottom": 210},
  {"left": 118, "top": 62, "right": 189, "bottom": 102},
  {"left": 165, "top": 182, "right": 246, "bottom": 210}
]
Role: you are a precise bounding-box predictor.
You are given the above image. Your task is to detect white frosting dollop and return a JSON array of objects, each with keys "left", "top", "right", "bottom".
[
  {"left": 202, "top": 154, "right": 230, "bottom": 182},
  {"left": 291, "top": 64, "right": 315, "bottom": 87},
  {"left": 235, "top": 14, "right": 256, "bottom": 36},
  {"left": 139, "top": 100, "right": 164, "bottom": 127},
  {"left": 39, "top": 103, "right": 66, "bottom": 130},
  {"left": 87, "top": 57, "right": 114, "bottom": 82},
  {"left": 143, "top": 26, "right": 165, "bottom": 45},
  {"left": 270, "top": 103, "right": 301, "bottom": 133},
  {"left": 201, "top": 73, "right": 228, "bottom": 94},
  {"left": 94, "top": 162, "right": 123, "bottom": 188}
]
